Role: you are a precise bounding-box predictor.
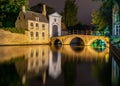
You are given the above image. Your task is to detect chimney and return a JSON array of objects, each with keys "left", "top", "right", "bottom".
[
  {"left": 42, "top": 4, "right": 46, "bottom": 16},
  {"left": 22, "top": 5, "right": 26, "bottom": 13}
]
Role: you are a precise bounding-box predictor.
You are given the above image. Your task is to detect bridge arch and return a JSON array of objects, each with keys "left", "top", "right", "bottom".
[
  {"left": 54, "top": 39, "right": 62, "bottom": 45},
  {"left": 70, "top": 37, "right": 84, "bottom": 46},
  {"left": 63, "top": 35, "right": 85, "bottom": 45}
]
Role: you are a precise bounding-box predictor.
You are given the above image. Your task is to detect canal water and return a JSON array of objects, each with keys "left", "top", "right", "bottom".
[{"left": 0, "top": 45, "right": 119, "bottom": 86}]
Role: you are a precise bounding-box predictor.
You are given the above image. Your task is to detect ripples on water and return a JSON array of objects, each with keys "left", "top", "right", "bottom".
[{"left": 0, "top": 45, "right": 119, "bottom": 86}]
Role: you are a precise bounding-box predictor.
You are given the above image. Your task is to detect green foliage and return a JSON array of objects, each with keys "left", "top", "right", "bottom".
[
  {"left": 0, "top": 28, "right": 26, "bottom": 34},
  {"left": 92, "top": 0, "right": 112, "bottom": 32},
  {"left": 63, "top": 0, "right": 78, "bottom": 27},
  {"left": 0, "top": 0, "right": 29, "bottom": 27},
  {"left": 0, "top": 56, "right": 26, "bottom": 86},
  {"left": 92, "top": 10, "right": 106, "bottom": 30}
]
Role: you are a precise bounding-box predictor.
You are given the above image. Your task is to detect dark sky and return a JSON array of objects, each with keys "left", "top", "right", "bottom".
[{"left": 29, "top": 0, "right": 100, "bottom": 24}]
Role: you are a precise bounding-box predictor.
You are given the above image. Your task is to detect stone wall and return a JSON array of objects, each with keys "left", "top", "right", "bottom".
[{"left": 0, "top": 29, "right": 50, "bottom": 45}]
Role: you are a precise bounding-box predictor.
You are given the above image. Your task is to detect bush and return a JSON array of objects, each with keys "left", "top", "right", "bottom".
[{"left": 0, "top": 28, "right": 26, "bottom": 34}]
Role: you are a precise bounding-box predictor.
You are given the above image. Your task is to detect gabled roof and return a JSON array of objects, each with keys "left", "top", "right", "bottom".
[
  {"left": 30, "top": 3, "right": 55, "bottom": 15},
  {"left": 49, "top": 12, "right": 62, "bottom": 17},
  {"left": 21, "top": 11, "right": 48, "bottom": 23}
]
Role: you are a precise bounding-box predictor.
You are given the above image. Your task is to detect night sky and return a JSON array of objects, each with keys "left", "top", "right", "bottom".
[{"left": 29, "top": 0, "right": 100, "bottom": 24}]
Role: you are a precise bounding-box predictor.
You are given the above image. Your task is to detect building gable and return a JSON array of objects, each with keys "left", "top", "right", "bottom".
[{"left": 49, "top": 12, "right": 62, "bottom": 18}]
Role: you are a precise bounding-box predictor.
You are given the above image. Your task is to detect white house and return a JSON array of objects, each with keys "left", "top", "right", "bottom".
[{"left": 49, "top": 12, "right": 62, "bottom": 37}]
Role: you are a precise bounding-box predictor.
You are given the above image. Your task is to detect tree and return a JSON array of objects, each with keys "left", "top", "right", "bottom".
[
  {"left": 63, "top": 0, "right": 78, "bottom": 27},
  {"left": 92, "top": 0, "right": 112, "bottom": 33},
  {"left": 0, "top": 0, "right": 29, "bottom": 27}
]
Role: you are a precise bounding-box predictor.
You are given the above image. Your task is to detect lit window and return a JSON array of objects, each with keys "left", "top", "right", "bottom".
[
  {"left": 42, "top": 32, "right": 45, "bottom": 40},
  {"left": 30, "top": 32, "right": 34, "bottom": 40},
  {"left": 30, "top": 23, "right": 33, "bottom": 29},
  {"left": 36, "top": 23, "right": 39, "bottom": 29},
  {"left": 42, "top": 24, "right": 45, "bottom": 30},
  {"left": 36, "top": 32, "right": 39, "bottom": 40}
]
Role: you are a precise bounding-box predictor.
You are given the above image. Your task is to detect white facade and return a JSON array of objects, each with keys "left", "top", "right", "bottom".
[
  {"left": 49, "top": 12, "right": 62, "bottom": 37},
  {"left": 49, "top": 50, "right": 61, "bottom": 79}
]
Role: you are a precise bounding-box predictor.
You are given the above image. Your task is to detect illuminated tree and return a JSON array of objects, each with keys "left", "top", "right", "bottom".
[
  {"left": 0, "top": 0, "right": 29, "bottom": 27},
  {"left": 92, "top": 0, "right": 112, "bottom": 33}
]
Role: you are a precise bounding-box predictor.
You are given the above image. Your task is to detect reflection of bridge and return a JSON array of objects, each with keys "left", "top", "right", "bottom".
[
  {"left": 57, "top": 45, "right": 109, "bottom": 61},
  {"left": 51, "top": 35, "right": 109, "bottom": 47}
]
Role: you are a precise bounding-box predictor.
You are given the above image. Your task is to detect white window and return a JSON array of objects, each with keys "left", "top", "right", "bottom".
[
  {"left": 42, "top": 32, "right": 45, "bottom": 40},
  {"left": 36, "top": 23, "right": 39, "bottom": 29},
  {"left": 36, "top": 32, "right": 39, "bottom": 40},
  {"left": 42, "top": 24, "right": 45, "bottom": 30},
  {"left": 30, "top": 32, "right": 34, "bottom": 40},
  {"left": 30, "top": 23, "right": 33, "bottom": 29}
]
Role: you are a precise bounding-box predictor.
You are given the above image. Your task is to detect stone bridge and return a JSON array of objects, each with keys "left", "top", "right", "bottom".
[{"left": 51, "top": 34, "right": 109, "bottom": 47}]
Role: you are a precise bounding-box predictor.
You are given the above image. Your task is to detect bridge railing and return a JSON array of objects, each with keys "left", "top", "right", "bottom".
[{"left": 61, "top": 30, "right": 105, "bottom": 36}]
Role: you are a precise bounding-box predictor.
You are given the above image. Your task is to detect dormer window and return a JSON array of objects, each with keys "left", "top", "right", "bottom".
[{"left": 35, "top": 17, "right": 39, "bottom": 21}]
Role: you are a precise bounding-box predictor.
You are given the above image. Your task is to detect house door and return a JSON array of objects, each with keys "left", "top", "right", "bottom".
[{"left": 53, "top": 25, "right": 58, "bottom": 37}]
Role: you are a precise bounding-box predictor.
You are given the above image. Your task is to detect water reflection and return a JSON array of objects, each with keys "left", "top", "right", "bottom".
[
  {"left": 0, "top": 45, "right": 119, "bottom": 86},
  {"left": 112, "top": 57, "right": 120, "bottom": 86},
  {"left": 49, "top": 51, "right": 61, "bottom": 79}
]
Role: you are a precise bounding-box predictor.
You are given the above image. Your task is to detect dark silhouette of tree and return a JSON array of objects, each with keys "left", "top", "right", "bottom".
[{"left": 63, "top": 0, "right": 78, "bottom": 27}]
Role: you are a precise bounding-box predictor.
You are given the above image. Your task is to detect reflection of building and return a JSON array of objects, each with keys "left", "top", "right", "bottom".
[
  {"left": 112, "top": 57, "right": 120, "bottom": 86},
  {"left": 112, "top": 2, "right": 120, "bottom": 38},
  {"left": 26, "top": 46, "right": 49, "bottom": 74},
  {"left": 49, "top": 12, "right": 62, "bottom": 37},
  {"left": 49, "top": 51, "right": 61, "bottom": 79},
  {"left": 15, "top": 46, "right": 50, "bottom": 85}
]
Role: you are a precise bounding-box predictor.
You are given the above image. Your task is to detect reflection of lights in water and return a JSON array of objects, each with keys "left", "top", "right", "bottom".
[
  {"left": 49, "top": 51, "right": 61, "bottom": 79},
  {"left": 0, "top": 45, "right": 110, "bottom": 85},
  {"left": 71, "top": 46, "right": 84, "bottom": 53},
  {"left": 92, "top": 47, "right": 106, "bottom": 52},
  {"left": 105, "top": 53, "right": 109, "bottom": 63},
  {"left": 92, "top": 40, "right": 106, "bottom": 50}
]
